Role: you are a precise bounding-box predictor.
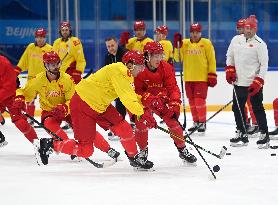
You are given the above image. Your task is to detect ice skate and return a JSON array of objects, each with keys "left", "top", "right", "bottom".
[
  {"left": 177, "top": 146, "right": 197, "bottom": 165},
  {"left": 230, "top": 130, "right": 249, "bottom": 147},
  {"left": 108, "top": 131, "right": 120, "bottom": 141},
  {"left": 127, "top": 152, "right": 154, "bottom": 171},
  {"left": 269, "top": 126, "right": 278, "bottom": 140},
  {"left": 139, "top": 147, "right": 148, "bottom": 161},
  {"left": 188, "top": 122, "right": 199, "bottom": 132},
  {"left": 33, "top": 138, "right": 54, "bottom": 165},
  {"left": 0, "top": 131, "right": 8, "bottom": 148},
  {"left": 107, "top": 148, "right": 120, "bottom": 160},
  {"left": 247, "top": 125, "right": 260, "bottom": 138},
  {"left": 197, "top": 123, "right": 206, "bottom": 136},
  {"left": 256, "top": 131, "right": 270, "bottom": 149}
]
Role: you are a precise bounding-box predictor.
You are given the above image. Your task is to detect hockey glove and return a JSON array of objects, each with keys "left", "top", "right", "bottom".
[
  {"left": 138, "top": 109, "right": 157, "bottom": 129},
  {"left": 157, "top": 92, "right": 170, "bottom": 104},
  {"left": 66, "top": 68, "right": 82, "bottom": 84},
  {"left": 165, "top": 101, "right": 181, "bottom": 119},
  {"left": 173, "top": 32, "right": 183, "bottom": 48},
  {"left": 119, "top": 31, "right": 130, "bottom": 46},
  {"left": 12, "top": 95, "right": 26, "bottom": 112},
  {"left": 225, "top": 65, "right": 236, "bottom": 84},
  {"left": 50, "top": 104, "right": 68, "bottom": 121},
  {"left": 141, "top": 93, "right": 165, "bottom": 113},
  {"left": 207, "top": 73, "right": 217, "bottom": 87},
  {"left": 248, "top": 77, "right": 264, "bottom": 96}
]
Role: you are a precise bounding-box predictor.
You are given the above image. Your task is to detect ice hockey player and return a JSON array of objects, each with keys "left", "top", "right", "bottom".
[
  {"left": 154, "top": 25, "right": 173, "bottom": 65},
  {"left": 14, "top": 28, "right": 53, "bottom": 126},
  {"left": 119, "top": 20, "right": 153, "bottom": 52},
  {"left": 236, "top": 18, "right": 259, "bottom": 136},
  {"left": 0, "top": 55, "right": 17, "bottom": 147},
  {"left": 173, "top": 23, "right": 217, "bottom": 135},
  {"left": 36, "top": 51, "right": 156, "bottom": 170},
  {"left": 269, "top": 98, "right": 278, "bottom": 137},
  {"left": 225, "top": 15, "right": 270, "bottom": 148},
  {"left": 104, "top": 36, "right": 128, "bottom": 140},
  {"left": 134, "top": 41, "right": 197, "bottom": 164},
  {"left": 53, "top": 21, "right": 86, "bottom": 84}
]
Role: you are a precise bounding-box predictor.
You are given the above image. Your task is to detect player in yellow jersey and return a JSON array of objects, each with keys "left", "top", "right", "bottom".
[
  {"left": 53, "top": 21, "right": 86, "bottom": 84},
  {"left": 14, "top": 28, "right": 53, "bottom": 125},
  {"left": 36, "top": 51, "right": 156, "bottom": 170},
  {"left": 119, "top": 20, "right": 153, "bottom": 52},
  {"left": 155, "top": 25, "right": 173, "bottom": 64},
  {"left": 173, "top": 23, "right": 217, "bottom": 135}
]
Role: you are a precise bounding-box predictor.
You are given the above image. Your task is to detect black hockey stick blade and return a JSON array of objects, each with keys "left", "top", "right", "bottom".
[
  {"left": 270, "top": 145, "right": 278, "bottom": 149},
  {"left": 85, "top": 158, "right": 117, "bottom": 168}
]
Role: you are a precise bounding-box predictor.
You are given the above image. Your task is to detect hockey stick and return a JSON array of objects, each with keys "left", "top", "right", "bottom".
[
  {"left": 177, "top": 41, "right": 187, "bottom": 129},
  {"left": 233, "top": 85, "right": 248, "bottom": 134},
  {"left": 4, "top": 109, "right": 115, "bottom": 168},
  {"left": 157, "top": 126, "right": 227, "bottom": 159},
  {"left": 156, "top": 125, "right": 217, "bottom": 179}
]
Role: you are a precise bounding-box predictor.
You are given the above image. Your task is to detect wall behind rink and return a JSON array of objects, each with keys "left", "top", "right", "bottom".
[{"left": 18, "top": 70, "right": 277, "bottom": 112}]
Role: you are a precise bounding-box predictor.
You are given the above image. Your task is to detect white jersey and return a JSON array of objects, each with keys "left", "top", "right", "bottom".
[{"left": 226, "top": 34, "right": 268, "bottom": 86}]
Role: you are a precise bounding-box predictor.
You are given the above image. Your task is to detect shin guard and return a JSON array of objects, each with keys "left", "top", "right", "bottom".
[
  {"left": 94, "top": 131, "right": 110, "bottom": 153},
  {"left": 14, "top": 119, "right": 38, "bottom": 143},
  {"left": 44, "top": 118, "right": 69, "bottom": 140},
  {"left": 195, "top": 98, "right": 207, "bottom": 122}
]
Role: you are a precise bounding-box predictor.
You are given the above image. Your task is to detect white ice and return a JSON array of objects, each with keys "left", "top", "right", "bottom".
[{"left": 1, "top": 111, "right": 278, "bottom": 205}]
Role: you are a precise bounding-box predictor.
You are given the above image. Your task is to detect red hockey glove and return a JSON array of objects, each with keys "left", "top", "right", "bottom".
[
  {"left": 165, "top": 101, "right": 181, "bottom": 119},
  {"left": 157, "top": 92, "right": 170, "bottom": 104},
  {"left": 66, "top": 68, "right": 82, "bottom": 84},
  {"left": 138, "top": 109, "right": 157, "bottom": 129},
  {"left": 50, "top": 104, "right": 68, "bottom": 121},
  {"left": 207, "top": 73, "right": 217, "bottom": 87},
  {"left": 14, "top": 66, "right": 22, "bottom": 76},
  {"left": 141, "top": 93, "right": 165, "bottom": 113},
  {"left": 12, "top": 95, "right": 26, "bottom": 112},
  {"left": 248, "top": 77, "right": 264, "bottom": 96},
  {"left": 173, "top": 32, "right": 183, "bottom": 48},
  {"left": 225, "top": 65, "right": 236, "bottom": 84},
  {"left": 119, "top": 31, "right": 130, "bottom": 46}
]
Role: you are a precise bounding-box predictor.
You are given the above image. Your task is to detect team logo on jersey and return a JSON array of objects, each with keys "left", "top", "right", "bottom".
[
  {"left": 73, "top": 40, "right": 80, "bottom": 46},
  {"left": 46, "top": 90, "right": 61, "bottom": 97},
  {"left": 200, "top": 44, "right": 204, "bottom": 47}
]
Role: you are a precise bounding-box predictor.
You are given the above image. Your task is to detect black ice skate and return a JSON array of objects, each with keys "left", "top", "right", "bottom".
[
  {"left": 197, "top": 123, "right": 206, "bottom": 135},
  {"left": 269, "top": 127, "right": 278, "bottom": 140},
  {"left": 256, "top": 131, "right": 270, "bottom": 149},
  {"left": 0, "top": 131, "right": 8, "bottom": 148},
  {"left": 230, "top": 130, "right": 249, "bottom": 147},
  {"left": 188, "top": 122, "right": 199, "bottom": 132},
  {"left": 247, "top": 125, "right": 260, "bottom": 138},
  {"left": 177, "top": 146, "right": 197, "bottom": 164},
  {"left": 139, "top": 147, "right": 148, "bottom": 161},
  {"left": 127, "top": 152, "right": 154, "bottom": 171},
  {"left": 33, "top": 138, "right": 53, "bottom": 165},
  {"left": 107, "top": 148, "right": 120, "bottom": 160}
]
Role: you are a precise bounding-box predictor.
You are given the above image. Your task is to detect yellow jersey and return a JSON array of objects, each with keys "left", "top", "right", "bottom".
[
  {"left": 17, "top": 43, "right": 53, "bottom": 80},
  {"left": 53, "top": 36, "right": 86, "bottom": 73},
  {"left": 16, "top": 72, "right": 75, "bottom": 111},
  {"left": 75, "top": 62, "right": 144, "bottom": 116},
  {"left": 173, "top": 38, "right": 216, "bottom": 82},
  {"left": 126, "top": 37, "right": 153, "bottom": 52},
  {"left": 159, "top": 39, "right": 173, "bottom": 62}
]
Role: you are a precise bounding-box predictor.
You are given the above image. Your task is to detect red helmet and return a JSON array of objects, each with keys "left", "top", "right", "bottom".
[
  {"left": 134, "top": 20, "right": 146, "bottom": 31},
  {"left": 143, "top": 41, "right": 164, "bottom": 55},
  {"left": 244, "top": 15, "right": 258, "bottom": 31},
  {"left": 122, "top": 51, "right": 144, "bottom": 65},
  {"left": 155, "top": 25, "right": 169, "bottom": 35},
  {"left": 190, "top": 23, "right": 202, "bottom": 32},
  {"left": 60, "top": 21, "right": 71, "bottom": 30},
  {"left": 34, "top": 28, "right": 47, "bottom": 37},
  {"left": 43, "top": 51, "right": 60, "bottom": 64},
  {"left": 236, "top": 19, "right": 246, "bottom": 29}
]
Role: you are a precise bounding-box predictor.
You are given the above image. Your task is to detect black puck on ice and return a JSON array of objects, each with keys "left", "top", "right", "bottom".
[
  {"left": 213, "top": 165, "right": 220, "bottom": 172},
  {"left": 226, "top": 152, "right": 231, "bottom": 155},
  {"left": 271, "top": 153, "right": 276, "bottom": 156}
]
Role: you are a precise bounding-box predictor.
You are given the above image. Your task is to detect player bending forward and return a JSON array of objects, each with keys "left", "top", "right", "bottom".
[
  {"left": 35, "top": 51, "right": 156, "bottom": 170},
  {"left": 134, "top": 41, "right": 197, "bottom": 164}
]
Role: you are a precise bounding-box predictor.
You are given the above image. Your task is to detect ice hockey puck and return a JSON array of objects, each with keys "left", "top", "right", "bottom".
[
  {"left": 271, "top": 153, "right": 276, "bottom": 156},
  {"left": 213, "top": 165, "right": 220, "bottom": 172},
  {"left": 226, "top": 152, "right": 231, "bottom": 155}
]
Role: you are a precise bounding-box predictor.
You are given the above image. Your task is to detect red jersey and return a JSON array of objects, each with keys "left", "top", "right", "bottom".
[
  {"left": 134, "top": 61, "right": 181, "bottom": 104},
  {"left": 0, "top": 55, "right": 17, "bottom": 104}
]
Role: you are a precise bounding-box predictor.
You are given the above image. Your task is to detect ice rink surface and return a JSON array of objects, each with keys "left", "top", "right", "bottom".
[{"left": 1, "top": 110, "right": 278, "bottom": 205}]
